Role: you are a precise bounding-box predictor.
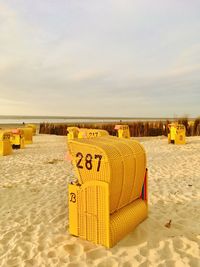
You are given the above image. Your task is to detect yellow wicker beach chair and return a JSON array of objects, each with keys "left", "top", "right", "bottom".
[
  {"left": 175, "top": 124, "right": 186, "bottom": 144},
  {"left": 114, "top": 125, "right": 130, "bottom": 139},
  {"left": 168, "top": 123, "right": 186, "bottom": 145},
  {"left": 67, "top": 127, "right": 80, "bottom": 140},
  {"left": 18, "top": 127, "right": 33, "bottom": 144},
  {"left": 78, "top": 128, "right": 109, "bottom": 139},
  {"left": 26, "top": 124, "right": 37, "bottom": 135},
  {"left": 68, "top": 136, "right": 148, "bottom": 247},
  {"left": 10, "top": 129, "right": 25, "bottom": 149},
  {"left": 0, "top": 130, "right": 12, "bottom": 156}
]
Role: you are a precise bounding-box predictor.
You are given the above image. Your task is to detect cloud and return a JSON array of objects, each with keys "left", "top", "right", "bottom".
[
  {"left": 0, "top": 1, "right": 200, "bottom": 117},
  {"left": 0, "top": 98, "right": 25, "bottom": 105},
  {"left": 0, "top": 97, "right": 29, "bottom": 115}
]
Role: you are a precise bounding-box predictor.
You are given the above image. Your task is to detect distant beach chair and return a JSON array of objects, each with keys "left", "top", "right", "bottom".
[
  {"left": 168, "top": 123, "right": 186, "bottom": 145},
  {"left": 67, "top": 127, "right": 80, "bottom": 140},
  {"left": 10, "top": 129, "right": 25, "bottom": 149},
  {"left": 26, "top": 124, "right": 37, "bottom": 136},
  {"left": 114, "top": 124, "right": 130, "bottom": 139},
  {"left": 0, "top": 130, "right": 12, "bottom": 156},
  {"left": 78, "top": 128, "right": 109, "bottom": 139},
  {"left": 18, "top": 127, "right": 33, "bottom": 144},
  {"left": 68, "top": 136, "right": 148, "bottom": 247}
]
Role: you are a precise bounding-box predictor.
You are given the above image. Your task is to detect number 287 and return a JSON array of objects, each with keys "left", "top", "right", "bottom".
[{"left": 76, "top": 152, "right": 102, "bottom": 172}]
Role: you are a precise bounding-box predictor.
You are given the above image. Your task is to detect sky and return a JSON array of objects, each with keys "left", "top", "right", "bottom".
[{"left": 0, "top": 0, "right": 200, "bottom": 118}]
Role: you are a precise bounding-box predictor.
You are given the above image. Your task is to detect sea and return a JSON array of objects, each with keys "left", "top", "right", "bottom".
[{"left": 0, "top": 115, "right": 175, "bottom": 125}]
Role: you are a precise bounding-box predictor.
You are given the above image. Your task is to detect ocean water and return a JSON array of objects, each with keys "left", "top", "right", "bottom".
[{"left": 0, "top": 115, "right": 172, "bottom": 125}]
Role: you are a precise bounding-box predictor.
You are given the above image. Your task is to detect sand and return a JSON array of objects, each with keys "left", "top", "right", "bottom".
[{"left": 0, "top": 134, "right": 200, "bottom": 267}]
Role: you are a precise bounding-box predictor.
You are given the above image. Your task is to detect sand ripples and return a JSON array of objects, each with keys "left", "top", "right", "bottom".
[{"left": 0, "top": 135, "right": 200, "bottom": 266}]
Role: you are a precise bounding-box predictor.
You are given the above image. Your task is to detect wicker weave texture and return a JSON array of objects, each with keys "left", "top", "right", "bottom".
[
  {"left": 68, "top": 136, "right": 148, "bottom": 247},
  {"left": 68, "top": 136, "right": 146, "bottom": 213},
  {"left": 69, "top": 181, "right": 110, "bottom": 247},
  {"left": 110, "top": 199, "right": 147, "bottom": 247},
  {"left": 68, "top": 180, "right": 148, "bottom": 248}
]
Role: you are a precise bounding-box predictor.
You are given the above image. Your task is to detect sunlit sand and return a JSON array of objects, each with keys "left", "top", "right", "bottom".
[{"left": 0, "top": 134, "right": 200, "bottom": 266}]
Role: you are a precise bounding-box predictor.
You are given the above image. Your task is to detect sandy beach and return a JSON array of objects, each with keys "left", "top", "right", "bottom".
[{"left": 0, "top": 134, "right": 200, "bottom": 267}]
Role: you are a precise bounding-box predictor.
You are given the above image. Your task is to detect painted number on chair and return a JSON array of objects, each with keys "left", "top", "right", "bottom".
[
  {"left": 70, "top": 193, "right": 76, "bottom": 203},
  {"left": 76, "top": 152, "right": 102, "bottom": 172},
  {"left": 88, "top": 132, "right": 98, "bottom": 137}
]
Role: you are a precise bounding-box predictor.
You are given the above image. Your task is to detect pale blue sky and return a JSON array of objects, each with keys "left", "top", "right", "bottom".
[{"left": 0, "top": 0, "right": 200, "bottom": 117}]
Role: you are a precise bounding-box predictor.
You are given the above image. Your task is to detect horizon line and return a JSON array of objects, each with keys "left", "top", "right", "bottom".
[{"left": 0, "top": 115, "right": 197, "bottom": 120}]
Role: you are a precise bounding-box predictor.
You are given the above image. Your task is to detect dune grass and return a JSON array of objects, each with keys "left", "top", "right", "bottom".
[{"left": 39, "top": 117, "right": 200, "bottom": 137}]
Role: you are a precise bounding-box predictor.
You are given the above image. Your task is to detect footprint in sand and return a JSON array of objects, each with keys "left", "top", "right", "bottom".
[
  {"left": 54, "top": 235, "right": 67, "bottom": 244},
  {"left": 134, "top": 254, "right": 144, "bottom": 263},
  {"left": 188, "top": 256, "right": 200, "bottom": 267},
  {"left": 139, "top": 246, "right": 148, "bottom": 257},
  {"left": 67, "top": 262, "right": 87, "bottom": 267},
  {"left": 86, "top": 247, "right": 109, "bottom": 260},
  {"left": 37, "top": 244, "right": 45, "bottom": 252},
  {"left": 6, "top": 256, "right": 21, "bottom": 266},
  {"left": 158, "top": 241, "right": 173, "bottom": 261},
  {"left": 51, "top": 213, "right": 66, "bottom": 224},
  {"left": 158, "top": 259, "right": 175, "bottom": 267},
  {"left": 172, "top": 237, "right": 184, "bottom": 250},
  {"left": 47, "top": 250, "right": 56, "bottom": 258},
  {"left": 2, "top": 185, "right": 11, "bottom": 189},
  {"left": 97, "top": 257, "right": 118, "bottom": 267},
  {"left": 24, "top": 258, "right": 38, "bottom": 267},
  {"left": 122, "top": 262, "right": 133, "bottom": 267},
  {"left": 63, "top": 243, "right": 83, "bottom": 257},
  {"left": 138, "top": 261, "right": 151, "bottom": 267}
]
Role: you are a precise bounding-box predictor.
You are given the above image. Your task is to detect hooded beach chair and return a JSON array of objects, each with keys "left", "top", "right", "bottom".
[
  {"left": 67, "top": 127, "right": 80, "bottom": 140},
  {"left": 18, "top": 127, "right": 33, "bottom": 144},
  {"left": 26, "top": 124, "right": 37, "bottom": 136},
  {"left": 168, "top": 123, "right": 186, "bottom": 145},
  {"left": 114, "top": 124, "right": 130, "bottom": 139},
  {"left": 10, "top": 129, "right": 25, "bottom": 149},
  {"left": 68, "top": 135, "right": 148, "bottom": 248},
  {"left": 0, "top": 130, "right": 12, "bottom": 156}
]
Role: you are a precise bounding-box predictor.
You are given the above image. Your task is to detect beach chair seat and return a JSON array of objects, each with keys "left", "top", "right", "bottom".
[
  {"left": 68, "top": 136, "right": 148, "bottom": 247},
  {"left": 0, "top": 131, "right": 12, "bottom": 156},
  {"left": 114, "top": 125, "right": 130, "bottom": 138}
]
